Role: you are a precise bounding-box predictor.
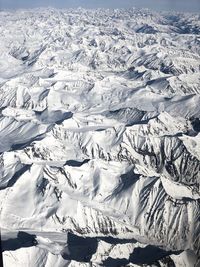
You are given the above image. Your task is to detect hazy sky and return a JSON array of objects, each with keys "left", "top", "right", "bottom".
[{"left": 0, "top": 0, "right": 200, "bottom": 12}]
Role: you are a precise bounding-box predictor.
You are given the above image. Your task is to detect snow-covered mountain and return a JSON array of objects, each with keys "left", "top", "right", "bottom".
[{"left": 0, "top": 7, "right": 199, "bottom": 267}]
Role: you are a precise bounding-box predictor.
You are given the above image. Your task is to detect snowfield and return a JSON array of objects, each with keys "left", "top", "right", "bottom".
[{"left": 0, "top": 7, "right": 200, "bottom": 267}]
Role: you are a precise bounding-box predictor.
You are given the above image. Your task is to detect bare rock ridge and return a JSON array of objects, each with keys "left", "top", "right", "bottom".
[{"left": 0, "top": 7, "right": 199, "bottom": 267}]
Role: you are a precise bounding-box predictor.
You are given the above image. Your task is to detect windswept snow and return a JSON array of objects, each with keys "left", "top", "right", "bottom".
[{"left": 0, "top": 7, "right": 200, "bottom": 267}]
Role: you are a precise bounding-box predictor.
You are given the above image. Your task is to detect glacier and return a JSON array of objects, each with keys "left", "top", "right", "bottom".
[{"left": 0, "top": 7, "right": 200, "bottom": 267}]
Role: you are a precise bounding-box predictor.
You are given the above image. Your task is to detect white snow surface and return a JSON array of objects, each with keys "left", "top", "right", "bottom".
[{"left": 0, "top": 7, "right": 200, "bottom": 267}]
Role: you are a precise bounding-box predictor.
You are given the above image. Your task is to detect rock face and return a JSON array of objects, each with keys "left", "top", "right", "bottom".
[{"left": 0, "top": 7, "right": 199, "bottom": 267}]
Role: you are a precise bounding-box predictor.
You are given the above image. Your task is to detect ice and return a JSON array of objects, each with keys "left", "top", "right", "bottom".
[{"left": 0, "top": 7, "right": 199, "bottom": 267}]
